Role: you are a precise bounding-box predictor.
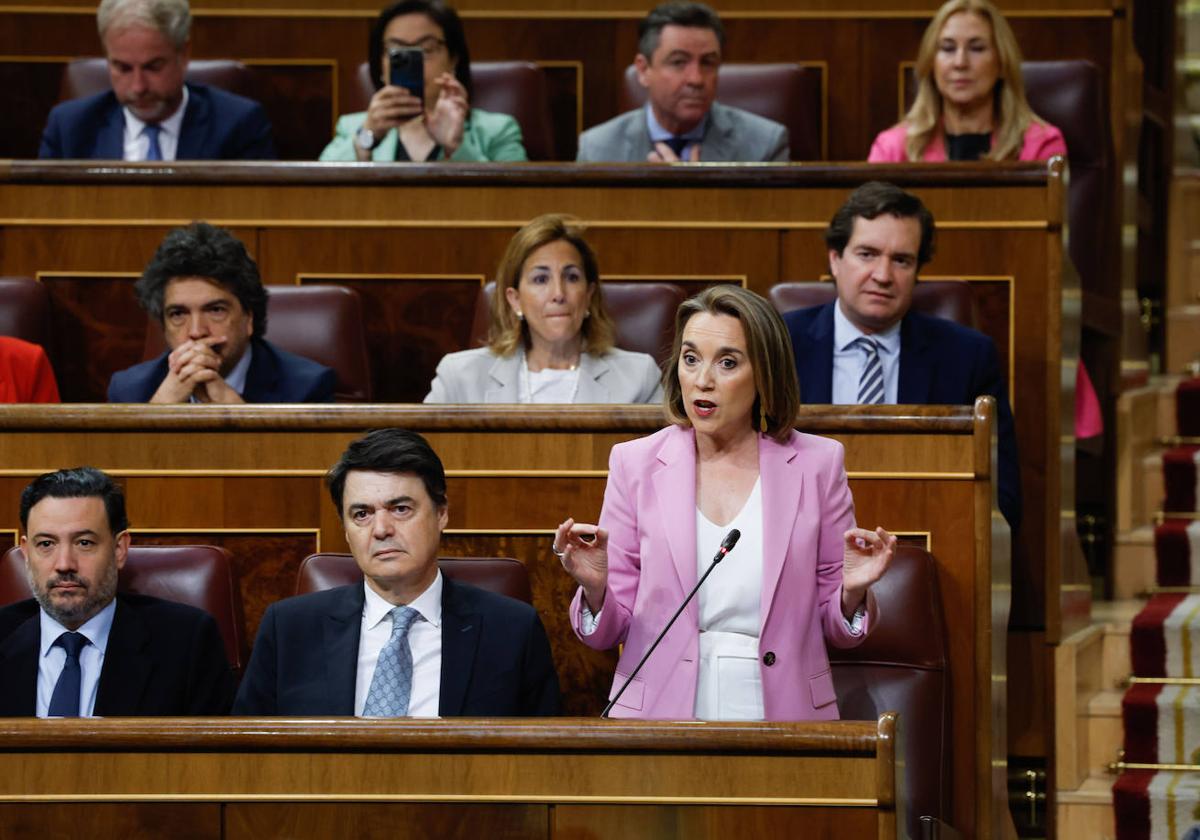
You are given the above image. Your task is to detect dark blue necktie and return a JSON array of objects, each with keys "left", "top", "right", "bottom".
[
  {"left": 47, "top": 631, "right": 88, "bottom": 717},
  {"left": 664, "top": 136, "right": 688, "bottom": 158},
  {"left": 144, "top": 123, "right": 163, "bottom": 161}
]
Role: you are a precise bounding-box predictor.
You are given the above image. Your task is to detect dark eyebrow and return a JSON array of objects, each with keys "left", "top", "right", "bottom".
[
  {"left": 681, "top": 340, "right": 744, "bottom": 356},
  {"left": 385, "top": 496, "right": 416, "bottom": 507},
  {"left": 32, "top": 529, "right": 99, "bottom": 540}
]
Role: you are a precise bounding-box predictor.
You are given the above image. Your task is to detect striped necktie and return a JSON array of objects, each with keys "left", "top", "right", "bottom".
[
  {"left": 853, "top": 336, "right": 885, "bottom": 404},
  {"left": 362, "top": 606, "right": 420, "bottom": 717}
]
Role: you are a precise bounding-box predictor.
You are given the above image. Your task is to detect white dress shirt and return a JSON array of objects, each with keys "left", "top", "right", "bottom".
[
  {"left": 831, "top": 300, "right": 902, "bottom": 405},
  {"left": 355, "top": 571, "right": 443, "bottom": 717},
  {"left": 36, "top": 598, "right": 117, "bottom": 717},
  {"left": 122, "top": 86, "right": 189, "bottom": 162}
]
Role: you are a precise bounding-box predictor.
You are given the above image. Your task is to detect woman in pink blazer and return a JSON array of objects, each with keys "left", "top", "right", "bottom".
[
  {"left": 868, "top": 0, "right": 1066, "bottom": 163},
  {"left": 554, "top": 286, "right": 895, "bottom": 721}
]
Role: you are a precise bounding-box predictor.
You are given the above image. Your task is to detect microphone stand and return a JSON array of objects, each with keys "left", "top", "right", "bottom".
[{"left": 601, "top": 550, "right": 728, "bottom": 718}]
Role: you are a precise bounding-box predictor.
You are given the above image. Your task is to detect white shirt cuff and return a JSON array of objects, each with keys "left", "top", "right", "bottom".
[
  {"left": 579, "top": 603, "right": 602, "bottom": 636},
  {"left": 844, "top": 602, "right": 867, "bottom": 636}
]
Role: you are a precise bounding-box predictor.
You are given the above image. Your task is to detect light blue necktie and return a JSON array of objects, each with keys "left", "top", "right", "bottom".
[
  {"left": 362, "top": 606, "right": 419, "bottom": 717},
  {"left": 47, "top": 631, "right": 88, "bottom": 717},
  {"left": 144, "top": 123, "right": 162, "bottom": 161},
  {"left": 853, "top": 336, "right": 885, "bottom": 404}
]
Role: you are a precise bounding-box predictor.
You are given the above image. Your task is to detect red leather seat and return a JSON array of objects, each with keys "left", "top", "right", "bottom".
[
  {"left": 143, "top": 284, "right": 373, "bottom": 402},
  {"left": 295, "top": 553, "right": 532, "bottom": 604},
  {"left": 830, "top": 544, "right": 951, "bottom": 839},
  {"left": 1, "top": 544, "right": 247, "bottom": 673},
  {"left": 0, "top": 276, "right": 52, "bottom": 346},
  {"left": 619, "top": 63, "right": 825, "bottom": 161},
  {"left": 351, "top": 60, "right": 557, "bottom": 161},
  {"left": 59, "top": 58, "right": 252, "bottom": 101},
  {"left": 768, "top": 280, "right": 977, "bottom": 328},
  {"left": 469, "top": 280, "right": 685, "bottom": 366}
]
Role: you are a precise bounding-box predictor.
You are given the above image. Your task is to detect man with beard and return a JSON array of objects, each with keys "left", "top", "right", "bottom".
[
  {"left": 39, "top": 0, "right": 275, "bottom": 160},
  {"left": 0, "top": 467, "right": 233, "bottom": 716},
  {"left": 108, "top": 222, "right": 336, "bottom": 403}
]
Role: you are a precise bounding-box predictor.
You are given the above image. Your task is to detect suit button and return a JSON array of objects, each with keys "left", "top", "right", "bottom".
[{"left": 763, "top": 651, "right": 776, "bottom": 666}]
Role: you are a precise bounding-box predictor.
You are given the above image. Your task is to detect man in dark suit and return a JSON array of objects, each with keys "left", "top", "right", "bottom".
[
  {"left": 783, "top": 181, "right": 1020, "bottom": 531},
  {"left": 576, "top": 2, "right": 788, "bottom": 163},
  {"left": 234, "top": 429, "right": 561, "bottom": 716},
  {"left": 0, "top": 467, "right": 233, "bottom": 716},
  {"left": 39, "top": 0, "right": 274, "bottom": 161},
  {"left": 107, "top": 222, "right": 336, "bottom": 403}
]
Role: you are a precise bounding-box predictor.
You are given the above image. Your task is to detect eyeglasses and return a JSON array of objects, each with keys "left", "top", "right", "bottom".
[{"left": 384, "top": 37, "right": 447, "bottom": 57}]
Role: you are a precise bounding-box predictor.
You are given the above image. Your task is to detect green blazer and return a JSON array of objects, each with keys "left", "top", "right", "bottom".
[{"left": 319, "top": 108, "right": 527, "bottom": 162}]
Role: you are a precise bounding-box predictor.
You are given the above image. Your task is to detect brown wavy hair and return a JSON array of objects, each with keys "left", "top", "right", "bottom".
[
  {"left": 661, "top": 285, "right": 799, "bottom": 442},
  {"left": 487, "top": 214, "right": 616, "bottom": 358}
]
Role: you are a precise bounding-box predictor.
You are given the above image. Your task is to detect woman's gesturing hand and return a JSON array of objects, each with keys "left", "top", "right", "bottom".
[{"left": 554, "top": 518, "right": 609, "bottom": 613}]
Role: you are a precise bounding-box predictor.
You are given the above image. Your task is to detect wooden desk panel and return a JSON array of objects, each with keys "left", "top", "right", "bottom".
[{"left": 0, "top": 717, "right": 900, "bottom": 840}]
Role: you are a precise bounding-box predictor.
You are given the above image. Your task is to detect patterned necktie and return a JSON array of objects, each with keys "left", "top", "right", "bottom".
[
  {"left": 853, "top": 336, "right": 885, "bottom": 404},
  {"left": 664, "top": 136, "right": 688, "bottom": 158},
  {"left": 144, "top": 123, "right": 163, "bottom": 161},
  {"left": 362, "top": 606, "right": 420, "bottom": 717},
  {"left": 47, "top": 631, "right": 88, "bottom": 717}
]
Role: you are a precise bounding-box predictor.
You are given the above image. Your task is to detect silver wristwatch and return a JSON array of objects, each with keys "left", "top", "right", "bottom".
[{"left": 355, "top": 126, "right": 379, "bottom": 151}]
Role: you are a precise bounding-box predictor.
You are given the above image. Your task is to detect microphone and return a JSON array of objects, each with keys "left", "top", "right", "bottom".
[{"left": 601, "top": 528, "right": 741, "bottom": 718}]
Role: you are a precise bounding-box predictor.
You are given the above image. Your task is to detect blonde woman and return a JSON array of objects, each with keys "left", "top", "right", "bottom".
[
  {"left": 424, "top": 214, "right": 662, "bottom": 404},
  {"left": 869, "top": 0, "right": 1065, "bottom": 162}
]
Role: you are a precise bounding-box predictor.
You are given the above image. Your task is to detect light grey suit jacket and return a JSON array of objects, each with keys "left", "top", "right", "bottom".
[
  {"left": 576, "top": 101, "right": 789, "bottom": 162},
  {"left": 424, "top": 347, "right": 663, "bottom": 404}
]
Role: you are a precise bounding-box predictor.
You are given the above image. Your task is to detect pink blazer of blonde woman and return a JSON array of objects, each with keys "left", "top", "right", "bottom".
[
  {"left": 868, "top": 119, "right": 1066, "bottom": 162},
  {"left": 570, "top": 424, "right": 878, "bottom": 720}
]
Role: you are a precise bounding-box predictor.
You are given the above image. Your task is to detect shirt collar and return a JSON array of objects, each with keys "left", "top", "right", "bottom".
[
  {"left": 833, "top": 298, "right": 902, "bottom": 354},
  {"left": 123, "top": 84, "right": 189, "bottom": 141},
  {"left": 39, "top": 596, "right": 117, "bottom": 659},
  {"left": 223, "top": 342, "right": 253, "bottom": 396},
  {"left": 645, "top": 103, "right": 708, "bottom": 143},
  {"left": 362, "top": 569, "right": 443, "bottom": 631}
]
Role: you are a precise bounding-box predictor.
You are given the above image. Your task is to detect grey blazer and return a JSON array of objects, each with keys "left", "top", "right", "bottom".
[
  {"left": 576, "top": 101, "right": 789, "bottom": 163},
  {"left": 424, "top": 347, "right": 663, "bottom": 404}
]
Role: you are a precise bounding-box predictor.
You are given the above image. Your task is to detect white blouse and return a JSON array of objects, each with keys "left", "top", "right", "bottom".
[{"left": 694, "top": 477, "right": 765, "bottom": 721}]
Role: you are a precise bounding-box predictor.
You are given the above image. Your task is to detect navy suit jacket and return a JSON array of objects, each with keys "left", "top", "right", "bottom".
[
  {"left": 0, "top": 592, "right": 234, "bottom": 716},
  {"left": 38, "top": 82, "right": 276, "bottom": 160},
  {"left": 107, "top": 338, "right": 336, "bottom": 403},
  {"left": 784, "top": 303, "right": 1021, "bottom": 531},
  {"left": 232, "top": 576, "right": 562, "bottom": 716}
]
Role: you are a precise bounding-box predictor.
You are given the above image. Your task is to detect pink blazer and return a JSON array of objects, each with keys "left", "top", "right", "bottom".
[
  {"left": 868, "top": 119, "right": 1067, "bottom": 162},
  {"left": 570, "top": 425, "right": 877, "bottom": 720}
]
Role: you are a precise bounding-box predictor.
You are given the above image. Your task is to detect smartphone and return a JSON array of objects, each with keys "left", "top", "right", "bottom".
[{"left": 388, "top": 47, "right": 424, "bottom": 104}]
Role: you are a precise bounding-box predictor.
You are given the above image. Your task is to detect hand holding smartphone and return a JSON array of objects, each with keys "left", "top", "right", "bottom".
[{"left": 388, "top": 46, "right": 424, "bottom": 104}]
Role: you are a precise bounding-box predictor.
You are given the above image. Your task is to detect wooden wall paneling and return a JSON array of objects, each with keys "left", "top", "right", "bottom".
[
  {"left": 296, "top": 273, "right": 486, "bottom": 403},
  {"left": 0, "top": 530, "right": 16, "bottom": 554},
  {"left": 551, "top": 805, "right": 878, "bottom": 839},
  {"left": 0, "top": 57, "right": 67, "bottom": 159},
  {"left": 226, "top": 803, "right": 549, "bottom": 840},
  {"left": 539, "top": 60, "right": 583, "bottom": 161},
  {"left": 241, "top": 60, "right": 337, "bottom": 161},
  {"left": 0, "top": 804, "right": 222, "bottom": 840}
]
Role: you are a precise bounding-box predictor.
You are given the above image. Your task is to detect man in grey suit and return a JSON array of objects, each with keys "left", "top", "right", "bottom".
[{"left": 576, "top": 1, "right": 788, "bottom": 163}]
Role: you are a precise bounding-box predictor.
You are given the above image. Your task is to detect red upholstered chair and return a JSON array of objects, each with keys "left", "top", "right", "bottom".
[
  {"left": 619, "top": 63, "right": 825, "bottom": 161},
  {"left": 768, "top": 280, "right": 977, "bottom": 329},
  {"left": 1, "top": 544, "right": 247, "bottom": 673},
  {"left": 143, "top": 284, "right": 373, "bottom": 402},
  {"left": 469, "top": 280, "right": 685, "bottom": 366},
  {"left": 59, "top": 58, "right": 252, "bottom": 101},
  {"left": 295, "top": 553, "right": 533, "bottom": 604},
  {"left": 0, "top": 276, "right": 52, "bottom": 346},
  {"left": 830, "top": 544, "right": 951, "bottom": 840},
  {"left": 351, "top": 61, "right": 557, "bottom": 160}
]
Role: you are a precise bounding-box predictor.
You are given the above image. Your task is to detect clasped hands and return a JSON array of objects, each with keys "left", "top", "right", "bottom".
[{"left": 149, "top": 338, "right": 243, "bottom": 404}]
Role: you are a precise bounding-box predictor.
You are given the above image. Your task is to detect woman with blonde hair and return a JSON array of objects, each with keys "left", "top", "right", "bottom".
[
  {"left": 424, "top": 214, "right": 663, "bottom": 403},
  {"left": 869, "top": 0, "right": 1065, "bottom": 162}
]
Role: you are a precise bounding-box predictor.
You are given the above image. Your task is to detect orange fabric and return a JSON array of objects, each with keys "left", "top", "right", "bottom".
[{"left": 0, "top": 336, "right": 60, "bottom": 403}]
